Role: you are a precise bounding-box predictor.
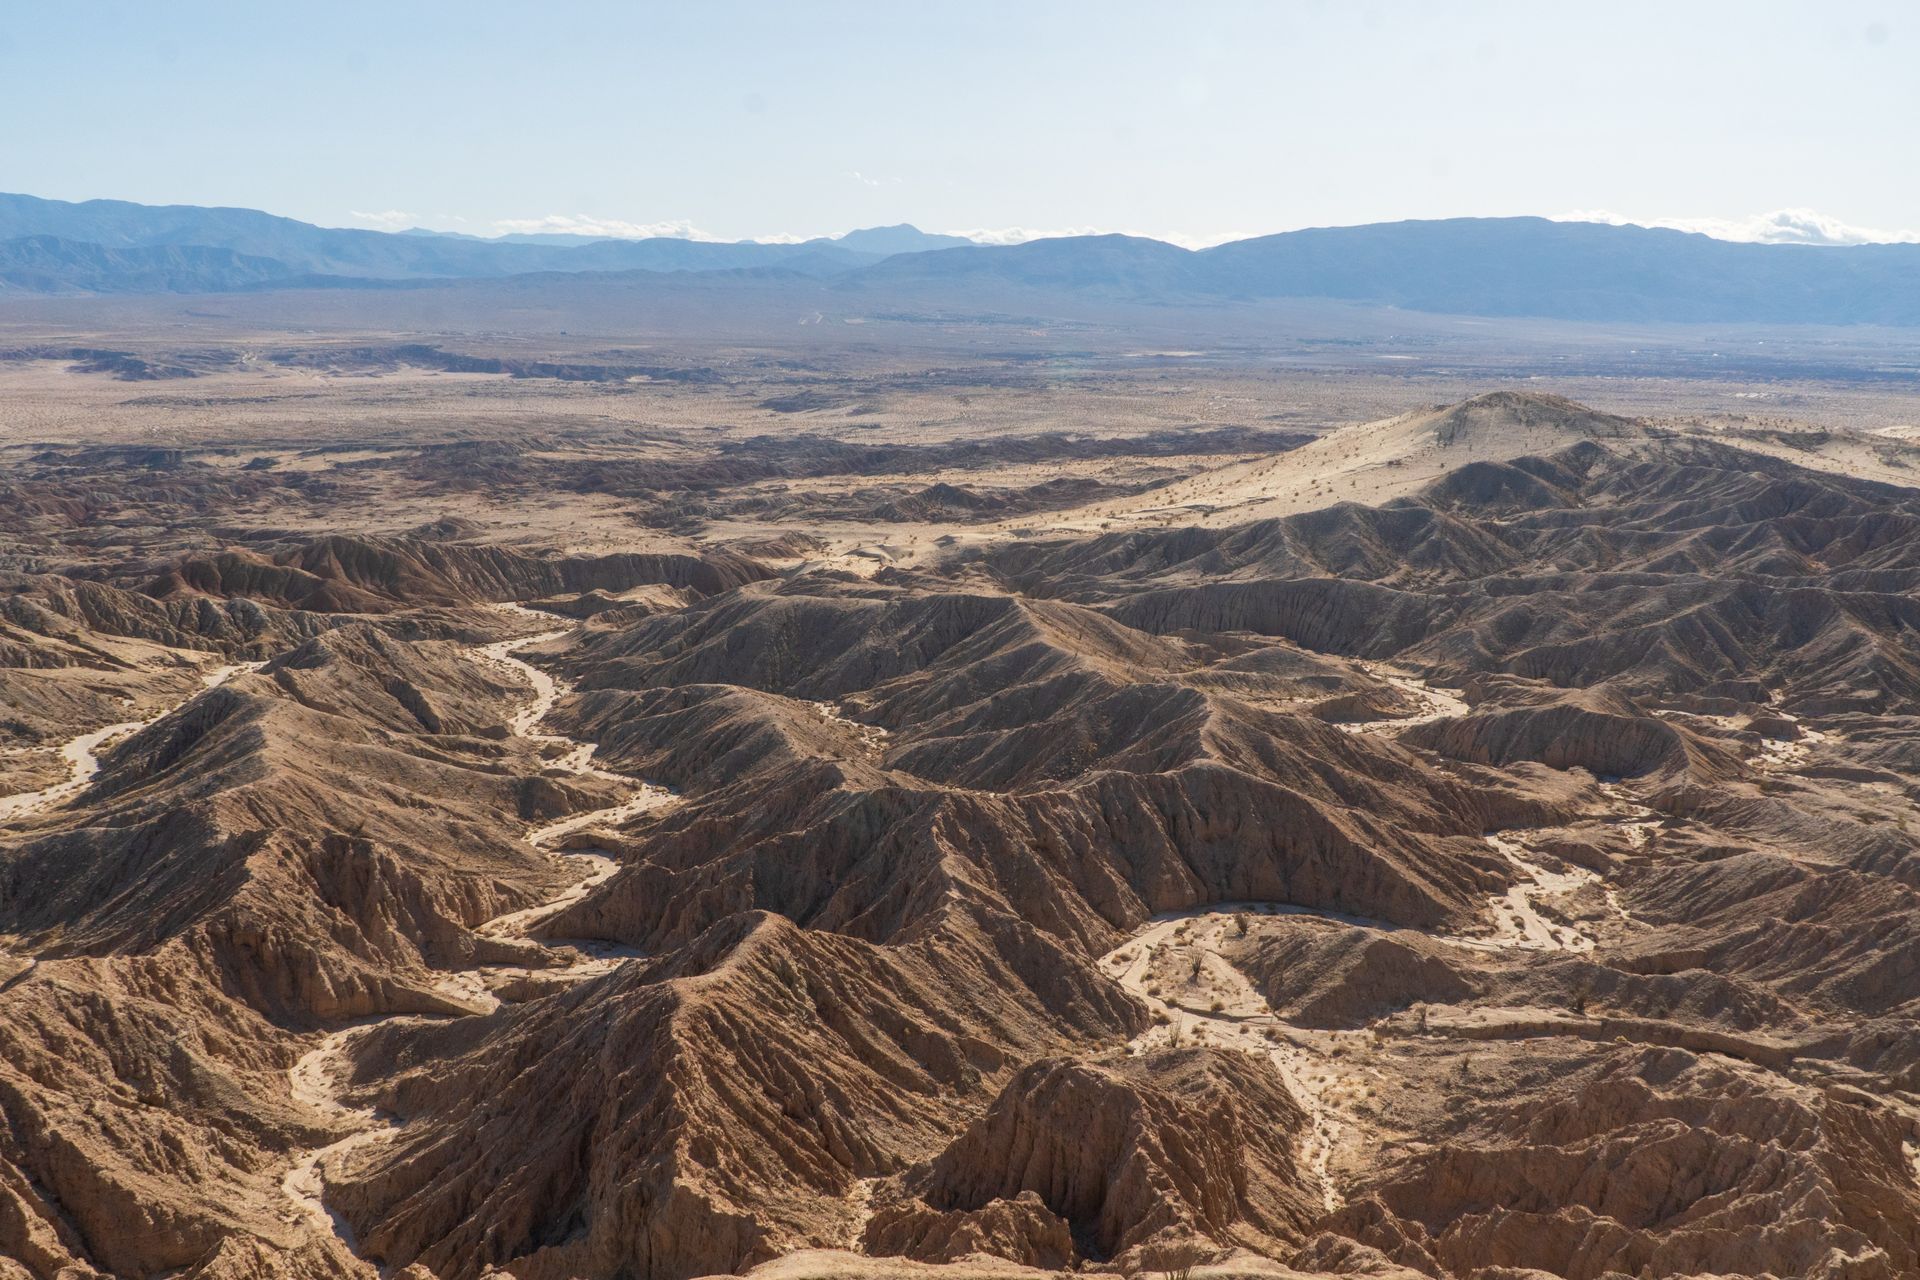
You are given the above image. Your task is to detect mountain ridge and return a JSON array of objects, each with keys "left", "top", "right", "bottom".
[
  {"left": 3, "top": 193, "right": 1920, "bottom": 325},
  {"left": 0, "top": 194, "right": 965, "bottom": 283}
]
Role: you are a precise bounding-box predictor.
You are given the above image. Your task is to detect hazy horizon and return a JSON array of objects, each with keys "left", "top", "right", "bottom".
[
  {"left": 7, "top": 0, "right": 1912, "bottom": 248},
  {"left": 7, "top": 189, "right": 1915, "bottom": 254}
]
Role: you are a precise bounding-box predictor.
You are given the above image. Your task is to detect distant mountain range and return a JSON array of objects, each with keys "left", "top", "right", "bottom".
[
  {"left": 0, "top": 195, "right": 971, "bottom": 283},
  {"left": 3, "top": 192, "right": 1918, "bottom": 326},
  {"left": 397, "top": 220, "right": 973, "bottom": 255}
]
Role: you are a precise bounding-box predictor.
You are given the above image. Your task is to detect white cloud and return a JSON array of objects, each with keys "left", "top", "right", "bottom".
[
  {"left": 347, "top": 209, "right": 417, "bottom": 231},
  {"left": 1159, "top": 229, "right": 1260, "bottom": 250},
  {"left": 488, "top": 214, "right": 724, "bottom": 241},
  {"left": 1558, "top": 208, "right": 1920, "bottom": 246},
  {"left": 396, "top": 213, "right": 830, "bottom": 245},
  {"left": 950, "top": 225, "right": 1109, "bottom": 246},
  {"left": 342, "top": 208, "right": 1246, "bottom": 249},
  {"left": 944, "top": 225, "right": 1248, "bottom": 250}
]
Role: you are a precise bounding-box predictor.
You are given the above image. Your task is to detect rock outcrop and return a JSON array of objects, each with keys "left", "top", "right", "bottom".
[{"left": 869, "top": 1049, "right": 1317, "bottom": 1266}]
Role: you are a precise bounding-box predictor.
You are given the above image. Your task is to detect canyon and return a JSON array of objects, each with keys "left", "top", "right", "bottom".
[{"left": 3, "top": 337, "right": 1920, "bottom": 1280}]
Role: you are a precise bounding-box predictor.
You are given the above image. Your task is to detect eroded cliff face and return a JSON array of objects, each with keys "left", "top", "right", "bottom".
[
  {"left": 870, "top": 1048, "right": 1318, "bottom": 1265},
  {"left": 6, "top": 394, "right": 1920, "bottom": 1280}
]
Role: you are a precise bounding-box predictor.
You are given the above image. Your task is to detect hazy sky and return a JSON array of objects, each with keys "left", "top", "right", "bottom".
[{"left": 5, "top": 0, "right": 1914, "bottom": 245}]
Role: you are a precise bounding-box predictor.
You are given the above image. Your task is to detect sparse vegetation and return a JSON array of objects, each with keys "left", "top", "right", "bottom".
[{"left": 1142, "top": 1238, "right": 1209, "bottom": 1280}]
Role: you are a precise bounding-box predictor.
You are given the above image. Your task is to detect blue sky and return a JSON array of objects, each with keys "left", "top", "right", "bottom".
[{"left": 4, "top": 0, "right": 1914, "bottom": 245}]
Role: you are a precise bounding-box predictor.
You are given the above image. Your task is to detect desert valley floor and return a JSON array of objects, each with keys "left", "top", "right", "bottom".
[{"left": 4, "top": 329, "right": 1920, "bottom": 1280}]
